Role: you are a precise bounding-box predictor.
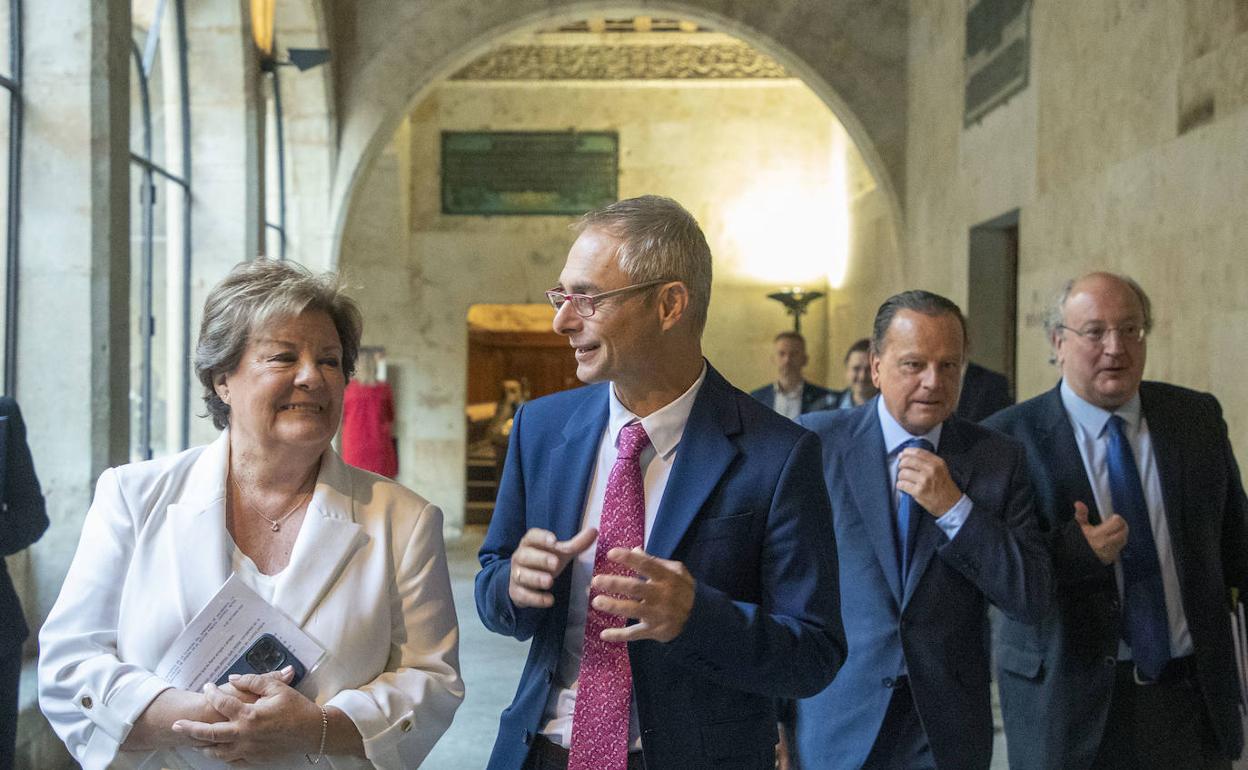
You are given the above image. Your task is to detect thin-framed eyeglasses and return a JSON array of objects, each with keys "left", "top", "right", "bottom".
[
  {"left": 545, "top": 279, "right": 669, "bottom": 318},
  {"left": 1056, "top": 323, "right": 1147, "bottom": 345}
]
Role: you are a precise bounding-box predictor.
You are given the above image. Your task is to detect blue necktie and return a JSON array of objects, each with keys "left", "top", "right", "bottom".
[
  {"left": 896, "top": 437, "right": 934, "bottom": 586},
  {"left": 1105, "top": 414, "right": 1171, "bottom": 680}
]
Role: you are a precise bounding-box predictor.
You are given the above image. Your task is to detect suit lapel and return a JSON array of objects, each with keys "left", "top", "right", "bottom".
[
  {"left": 547, "top": 386, "right": 609, "bottom": 541},
  {"left": 647, "top": 367, "right": 740, "bottom": 560},
  {"left": 902, "top": 419, "right": 973, "bottom": 608},
  {"left": 1139, "top": 384, "right": 1188, "bottom": 579},
  {"left": 844, "top": 407, "right": 903, "bottom": 604},
  {"left": 165, "top": 434, "right": 233, "bottom": 624},
  {"left": 272, "top": 450, "right": 369, "bottom": 626},
  {"left": 1033, "top": 385, "right": 1103, "bottom": 524}
]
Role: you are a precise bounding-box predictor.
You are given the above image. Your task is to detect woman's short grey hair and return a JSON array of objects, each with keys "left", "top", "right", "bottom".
[
  {"left": 576, "top": 195, "right": 713, "bottom": 333},
  {"left": 195, "top": 259, "right": 363, "bottom": 430}
]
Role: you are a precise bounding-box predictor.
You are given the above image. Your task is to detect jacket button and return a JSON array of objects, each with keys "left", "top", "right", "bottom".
[
  {"left": 80, "top": 696, "right": 93, "bottom": 709},
  {"left": 1103, "top": 656, "right": 1116, "bottom": 667},
  {"left": 882, "top": 677, "right": 894, "bottom": 688},
  {"left": 400, "top": 720, "right": 412, "bottom": 732}
]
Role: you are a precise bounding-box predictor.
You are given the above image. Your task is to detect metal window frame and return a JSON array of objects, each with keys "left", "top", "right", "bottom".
[
  {"left": 130, "top": 0, "right": 192, "bottom": 460},
  {"left": 2, "top": 0, "right": 22, "bottom": 396}
]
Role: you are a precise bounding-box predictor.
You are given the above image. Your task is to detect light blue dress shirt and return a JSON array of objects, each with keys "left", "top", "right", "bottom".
[
  {"left": 1058, "top": 380, "right": 1192, "bottom": 659},
  {"left": 875, "top": 397, "right": 973, "bottom": 541}
]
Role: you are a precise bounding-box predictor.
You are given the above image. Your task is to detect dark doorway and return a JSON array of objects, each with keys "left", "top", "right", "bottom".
[{"left": 967, "top": 210, "right": 1019, "bottom": 395}]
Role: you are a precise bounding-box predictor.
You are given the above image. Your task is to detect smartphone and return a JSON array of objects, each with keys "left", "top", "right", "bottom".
[{"left": 215, "top": 633, "right": 307, "bottom": 688}]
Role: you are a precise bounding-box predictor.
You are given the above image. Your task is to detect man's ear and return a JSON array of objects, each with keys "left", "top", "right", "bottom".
[
  {"left": 657, "top": 281, "right": 689, "bottom": 331},
  {"left": 870, "top": 351, "right": 883, "bottom": 389}
]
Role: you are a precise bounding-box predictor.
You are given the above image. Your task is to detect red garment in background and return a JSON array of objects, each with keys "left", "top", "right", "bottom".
[{"left": 342, "top": 381, "right": 398, "bottom": 477}]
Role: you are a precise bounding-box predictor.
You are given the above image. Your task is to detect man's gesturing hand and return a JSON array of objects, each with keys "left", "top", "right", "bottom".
[
  {"left": 1074, "top": 500, "right": 1128, "bottom": 565},
  {"left": 896, "top": 447, "right": 963, "bottom": 517},
  {"left": 508, "top": 527, "right": 598, "bottom": 608},
  {"left": 590, "top": 548, "right": 696, "bottom": 643}
]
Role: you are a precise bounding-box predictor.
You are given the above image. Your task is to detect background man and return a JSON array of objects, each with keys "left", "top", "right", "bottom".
[
  {"left": 832, "top": 337, "right": 877, "bottom": 409},
  {"left": 0, "top": 397, "right": 47, "bottom": 770},
  {"left": 988, "top": 272, "right": 1248, "bottom": 770},
  {"left": 956, "top": 361, "right": 1013, "bottom": 422},
  {"left": 795, "top": 290, "right": 1051, "bottom": 770},
  {"left": 476, "top": 195, "right": 844, "bottom": 770},
  {"left": 750, "top": 332, "right": 837, "bottom": 419}
]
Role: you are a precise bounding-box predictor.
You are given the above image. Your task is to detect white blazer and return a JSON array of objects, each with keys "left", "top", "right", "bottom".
[{"left": 38, "top": 431, "right": 464, "bottom": 769}]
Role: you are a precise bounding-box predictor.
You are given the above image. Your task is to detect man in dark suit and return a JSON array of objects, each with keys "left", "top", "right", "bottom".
[
  {"left": 988, "top": 272, "right": 1248, "bottom": 770},
  {"left": 795, "top": 290, "right": 1051, "bottom": 770},
  {"left": 749, "top": 332, "right": 838, "bottom": 419},
  {"left": 476, "top": 196, "right": 844, "bottom": 770},
  {"left": 956, "top": 361, "right": 1012, "bottom": 422},
  {"left": 0, "top": 397, "right": 48, "bottom": 770}
]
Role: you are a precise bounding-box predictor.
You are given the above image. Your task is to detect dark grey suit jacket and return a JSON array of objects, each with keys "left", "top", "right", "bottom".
[
  {"left": 0, "top": 397, "right": 47, "bottom": 652},
  {"left": 749, "top": 382, "right": 839, "bottom": 415},
  {"left": 987, "top": 382, "right": 1248, "bottom": 769}
]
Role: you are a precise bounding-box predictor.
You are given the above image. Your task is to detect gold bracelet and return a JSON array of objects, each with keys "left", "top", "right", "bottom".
[{"left": 305, "top": 705, "right": 328, "bottom": 765}]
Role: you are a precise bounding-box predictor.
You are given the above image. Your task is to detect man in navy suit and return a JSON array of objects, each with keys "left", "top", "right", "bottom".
[
  {"left": 0, "top": 397, "right": 48, "bottom": 770},
  {"left": 476, "top": 196, "right": 844, "bottom": 770},
  {"left": 749, "top": 332, "right": 838, "bottom": 419},
  {"left": 795, "top": 290, "right": 1051, "bottom": 770},
  {"left": 989, "top": 272, "right": 1248, "bottom": 770}
]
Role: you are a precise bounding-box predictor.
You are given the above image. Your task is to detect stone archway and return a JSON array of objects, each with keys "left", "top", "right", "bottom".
[
  {"left": 329, "top": 2, "right": 909, "bottom": 533},
  {"left": 325, "top": 0, "right": 908, "bottom": 267}
]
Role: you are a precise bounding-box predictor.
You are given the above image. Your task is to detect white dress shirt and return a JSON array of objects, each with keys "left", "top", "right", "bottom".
[
  {"left": 772, "top": 381, "right": 805, "bottom": 421},
  {"left": 1059, "top": 380, "right": 1193, "bottom": 659},
  {"left": 539, "top": 365, "right": 707, "bottom": 749}
]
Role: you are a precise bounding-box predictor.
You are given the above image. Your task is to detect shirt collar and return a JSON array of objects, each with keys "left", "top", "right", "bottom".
[
  {"left": 608, "top": 363, "right": 708, "bottom": 460},
  {"left": 774, "top": 379, "right": 805, "bottom": 397},
  {"left": 1059, "top": 379, "right": 1142, "bottom": 438},
  {"left": 876, "top": 394, "right": 943, "bottom": 455}
]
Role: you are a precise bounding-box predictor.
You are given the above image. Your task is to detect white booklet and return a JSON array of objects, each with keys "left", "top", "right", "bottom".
[{"left": 154, "top": 573, "right": 325, "bottom": 694}]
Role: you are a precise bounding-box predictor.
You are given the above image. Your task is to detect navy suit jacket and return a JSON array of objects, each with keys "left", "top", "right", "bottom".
[
  {"left": 476, "top": 364, "right": 845, "bottom": 770},
  {"left": 0, "top": 397, "right": 47, "bottom": 653},
  {"left": 987, "top": 382, "right": 1248, "bottom": 769},
  {"left": 795, "top": 401, "right": 1051, "bottom": 770},
  {"left": 749, "top": 381, "right": 838, "bottom": 415}
]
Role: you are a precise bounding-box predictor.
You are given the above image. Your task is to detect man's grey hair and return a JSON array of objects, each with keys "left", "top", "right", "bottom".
[
  {"left": 194, "top": 259, "right": 363, "bottom": 430},
  {"left": 870, "top": 290, "right": 968, "bottom": 356},
  {"left": 576, "top": 195, "right": 713, "bottom": 333},
  {"left": 1043, "top": 272, "right": 1154, "bottom": 343}
]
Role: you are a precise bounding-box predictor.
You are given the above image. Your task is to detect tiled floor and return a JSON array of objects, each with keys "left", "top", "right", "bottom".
[{"left": 427, "top": 526, "right": 1011, "bottom": 769}]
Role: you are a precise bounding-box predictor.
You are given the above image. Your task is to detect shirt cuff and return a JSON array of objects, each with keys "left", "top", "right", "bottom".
[{"left": 933, "top": 495, "right": 972, "bottom": 541}]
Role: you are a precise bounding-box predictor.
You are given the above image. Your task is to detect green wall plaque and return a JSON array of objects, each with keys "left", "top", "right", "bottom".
[{"left": 441, "top": 131, "right": 619, "bottom": 216}]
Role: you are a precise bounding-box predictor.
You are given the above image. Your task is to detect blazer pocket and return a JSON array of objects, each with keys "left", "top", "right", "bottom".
[
  {"left": 700, "top": 713, "right": 773, "bottom": 760},
  {"left": 997, "top": 644, "right": 1044, "bottom": 680},
  {"left": 692, "top": 511, "right": 755, "bottom": 542}
]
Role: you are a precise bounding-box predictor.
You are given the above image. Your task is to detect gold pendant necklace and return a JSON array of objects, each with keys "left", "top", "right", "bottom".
[{"left": 230, "top": 470, "right": 316, "bottom": 532}]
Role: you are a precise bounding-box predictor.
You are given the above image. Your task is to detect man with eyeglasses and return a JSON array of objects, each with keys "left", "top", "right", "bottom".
[
  {"left": 475, "top": 195, "right": 844, "bottom": 770},
  {"left": 987, "top": 272, "right": 1248, "bottom": 770}
]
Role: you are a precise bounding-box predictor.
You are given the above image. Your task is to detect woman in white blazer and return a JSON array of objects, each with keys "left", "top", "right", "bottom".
[{"left": 38, "top": 260, "right": 463, "bottom": 769}]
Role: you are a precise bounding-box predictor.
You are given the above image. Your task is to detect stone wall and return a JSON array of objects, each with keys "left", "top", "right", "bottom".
[
  {"left": 339, "top": 78, "right": 899, "bottom": 532},
  {"left": 907, "top": 0, "right": 1248, "bottom": 450}
]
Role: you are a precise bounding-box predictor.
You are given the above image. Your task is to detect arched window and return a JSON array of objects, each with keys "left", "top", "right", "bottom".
[
  {"left": 130, "top": 0, "right": 191, "bottom": 460},
  {"left": 0, "top": 0, "right": 22, "bottom": 395}
]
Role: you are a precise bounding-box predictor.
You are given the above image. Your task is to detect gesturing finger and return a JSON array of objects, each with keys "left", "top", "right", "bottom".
[
  {"left": 172, "top": 718, "right": 239, "bottom": 744},
  {"left": 600, "top": 622, "right": 654, "bottom": 643},
  {"left": 512, "top": 564, "right": 555, "bottom": 590},
  {"left": 592, "top": 593, "right": 643, "bottom": 621},
  {"left": 591, "top": 573, "right": 653, "bottom": 600},
  {"left": 605, "top": 547, "right": 674, "bottom": 579}
]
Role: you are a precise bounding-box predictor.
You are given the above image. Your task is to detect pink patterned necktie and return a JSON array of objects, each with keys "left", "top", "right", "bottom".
[{"left": 568, "top": 421, "right": 651, "bottom": 770}]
